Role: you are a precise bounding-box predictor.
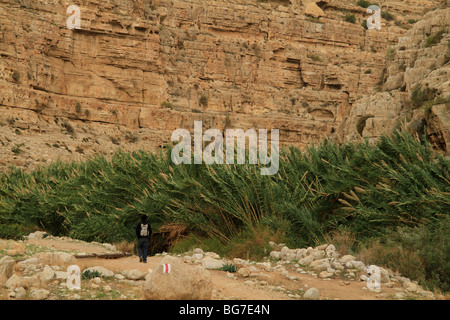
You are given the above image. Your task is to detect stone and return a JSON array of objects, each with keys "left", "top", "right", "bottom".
[
  {"left": 319, "top": 271, "right": 334, "bottom": 279},
  {"left": 338, "top": 255, "right": 356, "bottom": 264},
  {"left": 26, "top": 231, "right": 47, "bottom": 240},
  {"left": 55, "top": 271, "right": 68, "bottom": 280},
  {"left": 83, "top": 266, "right": 115, "bottom": 278},
  {"left": 237, "top": 268, "right": 251, "bottom": 278},
  {"left": 204, "top": 252, "right": 220, "bottom": 259},
  {"left": 270, "top": 251, "right": 281, "bottom": 260},
  {"left": 303, "top": 287, "right": 321, "bottom": 300},
  {"left": 90, "top": 277, "right": 102, "bottom": 285},
  {"left": 403, "top": 281, "right": 421, "bottom": 293},
  {"left": 310, "top": 259, "right": 331, "bottom": 271},
  {"left": 295, "top": 249, "right": 307, "bottom": 260},
  {"left": 123, "top": 269, "right": 144, "bottom": 280},
  {"left": 21, "top": 276, "right": 41, "bottom": 289},
  {"left": 29, "top": 288, "right": 50, "bottom": 300},
  {"left": 193, "top": 248, "right": 204, "bottom": 255},
  {"left": 201, "top": 257, "right": 225, "bottom": 270},
  {"left": 351, "top": 261, "right": 366, "bottom": 271},
  {"left": 0, "top": 256, "right": 15, "bottom": 285},
  {"left": 192, "top": 253, "right": 204, "bottom": 260},
  {"left": 14, "top": 287, "right": 27, "bottom": 299},
  {"left": 115, "top": 274, "right": 125, "bottom": 280},
  {"left": 304, "top": 2, "right": 325, "bottom": 18},
  {"left": 144, "top": 255, "right": 212, "bottom": 300},
  {"left": 34, "top": 251, "right": 76, "bottom": 266},
  {"left": 5, "top": 274, "right": 22, "bottom": 289},
  {"left": 298, "top": 255, "right": 316, "bottom": 266},
  {"left": 39, "top": 266, "right": 55, "bottom": 283}
]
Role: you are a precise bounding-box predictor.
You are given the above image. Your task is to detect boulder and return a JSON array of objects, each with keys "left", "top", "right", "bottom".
[
  {"left": 39, "top": 266, "right": 55, "bottom": 283},
  {"left": 83, "top": 266, "right": 115, "bottom": 278},
  {"left": 123, "top": 269, "right": 144, "bottom": 280},
  {"left": 310, "top": 259, "right": 331, "bottom": 271},
  {"left": 26, "top": 231, "right": 48, "bottom": 240},
  {"left": 5, "top": 274, "right": 22, "bottom": 289},
  {"left": 237, "top": 268, "right": 251, "bottom": 278},
  {"left": 201, "top": 257, "right": 225, "bottom": 270},
  {"left": 270, "top": 251, "right": 281, "bottom": 260},
  {"left": 298, "top": 255, "right": 315, "bottom": 266},
  {"left": 144, "top": 255, "right": 212, "bottom": 300},
  {"left": 303, "top": 287, "right": 321, "bottom": 300},
  {"left": 0, "top": 256, "right": 15, "bottom": 285},
  {"left": 34, "top": 251, "right": 76, "bottom": 266},
  {"left": 305, "top": 2, "right": 325, "bottom": 18},
  {"left": 338, "top": 255, "right": 356, "bottom": 264}
]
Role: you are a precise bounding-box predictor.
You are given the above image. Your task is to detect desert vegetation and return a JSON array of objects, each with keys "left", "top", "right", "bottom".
[{"left": 0, "top": 131, "right": 448, "bottom": 292}]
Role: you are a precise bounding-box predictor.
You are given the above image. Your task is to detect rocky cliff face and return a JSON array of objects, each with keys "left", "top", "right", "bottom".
[
  {"left": 0, "top": 0, "right": 447, "bottom": 171},
  {"left": 339, "top": 4, "right": 449, "bottom": 154}
]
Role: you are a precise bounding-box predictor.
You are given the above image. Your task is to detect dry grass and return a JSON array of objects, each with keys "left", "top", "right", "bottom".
[
  {"left": 158, "top": 223, "right": 188, "bottom": 249},
  {"left": 356, "top": 242, "right": 426, "bottom": 284},
  {"left": 113, "top": 240, "right": 135, "bottom": 254},
  {"left": 322, "top": 228, "right": 357, "bottom": 256}
]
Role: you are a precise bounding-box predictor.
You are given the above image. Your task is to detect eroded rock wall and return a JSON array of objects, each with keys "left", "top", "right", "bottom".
[{"left": 0, "top": 0, "right": 445, "bottom": 170}]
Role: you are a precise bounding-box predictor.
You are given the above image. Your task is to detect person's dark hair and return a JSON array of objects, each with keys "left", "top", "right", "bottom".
[{"left": 140, "top": 214, "right": 148, "bottom": 223}]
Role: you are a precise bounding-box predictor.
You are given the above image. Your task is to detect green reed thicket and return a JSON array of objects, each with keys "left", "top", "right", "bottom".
[{"left": 0, "top": 131, "right": 449, "bottom": 290}]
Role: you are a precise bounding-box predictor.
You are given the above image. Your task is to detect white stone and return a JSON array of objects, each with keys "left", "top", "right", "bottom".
[
  {"left": 201, "top": 257, "right": 225, "bottom": 269},
  {"left": 303, "top": 287, "right": 321, "bottom": 300},
  {"left": 83, "top": 266, "right": 114, "bottom": 278}
]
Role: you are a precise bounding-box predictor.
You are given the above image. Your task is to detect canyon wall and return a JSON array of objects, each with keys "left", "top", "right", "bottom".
[{"left": 0, "top": 0, "right": 447, "bottom": 171}]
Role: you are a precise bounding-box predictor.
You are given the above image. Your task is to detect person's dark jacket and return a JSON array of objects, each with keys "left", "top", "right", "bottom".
[{"left": 136, "top": 222, "right": 152, "bottom": 239}]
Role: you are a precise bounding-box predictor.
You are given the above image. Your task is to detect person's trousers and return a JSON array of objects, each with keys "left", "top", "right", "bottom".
[{"left": 138, "top": 237, "right": 149, "bottom": 262}]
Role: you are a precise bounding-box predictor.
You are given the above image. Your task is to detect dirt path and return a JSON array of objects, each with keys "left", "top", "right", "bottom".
[{"left": 14, "top": 237, "right": 411, "bottom": 300}]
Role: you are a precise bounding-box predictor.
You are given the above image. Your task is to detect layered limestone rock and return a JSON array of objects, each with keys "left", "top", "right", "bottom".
[
  {"left": 0, "top": 0, "right": 446, "bottom": 171},
  {"left": 338, "top": 5, "right": 449, "bottom": 154}
]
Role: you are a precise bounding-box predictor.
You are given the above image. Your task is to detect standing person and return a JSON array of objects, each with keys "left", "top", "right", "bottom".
[{"left": 136, "top": 214, "right": 152, "bottom": 263}]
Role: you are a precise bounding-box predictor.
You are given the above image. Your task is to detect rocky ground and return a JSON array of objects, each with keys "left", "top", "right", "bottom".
[{"left": 0, "top": 231, "right": 445, "bottom": 300}]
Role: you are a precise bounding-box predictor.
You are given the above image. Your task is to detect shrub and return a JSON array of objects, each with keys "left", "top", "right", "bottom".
[
  {"left": 199, "top": 95, "right": 208, "bottom": 107},
  {"left": 75, "top": 102, "right": 82, "bottom": 114},
  {"left": 61, "top": 121, "right": 75, "bottom": 135},
  {"left": 410, "top": 85, "right": 438, "bottom": 108},
  {"left": 425, "top": 30, "right": 445, "bottom": 48},
  {"left": 381, "top": 11, "right": 394, "bottom": 21},
  {"left": 12, "top": 71, "right": 20, "bottom": 82},
  {"left": 345, "top": 14, "right": 356, "bottom": 24},
  {"left": 386, "top": 46, "right": 395, "bottom": 61},
  {"left": 0, "top": 224, "right": 29, "bottom": 239},
  {"left": 220, "top": 263, "right": 237, "bottom": 273},
  {"left": 11, "top": 143, "right": 25, "bottom": 155},
  {"left": 160, "top": 101, "right": 174, "bottom": 109},
  {"left": 356, "top": 0, "right": 372, "bottom": 8},
  {"left": 82, "top": 270, "right": 101, "bottom": 280}
]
